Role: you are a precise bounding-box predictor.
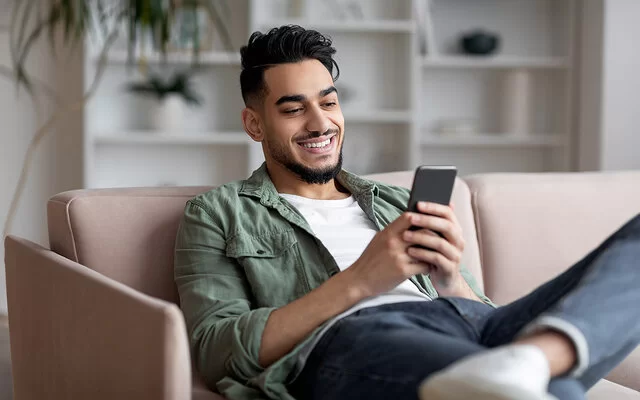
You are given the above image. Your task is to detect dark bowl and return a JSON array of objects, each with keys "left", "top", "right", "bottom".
[{"left": 461, "top": 31, "right": 500, "bottom": 55}]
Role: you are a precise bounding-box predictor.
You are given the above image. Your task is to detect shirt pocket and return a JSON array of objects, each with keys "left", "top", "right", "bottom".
[{"left": 226, "top": 230, "right": 309, "bottom": 307}]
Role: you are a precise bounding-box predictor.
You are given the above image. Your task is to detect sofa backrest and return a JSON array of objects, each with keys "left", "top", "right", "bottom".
[
  {"left": 48, "top": 186, "right": 212, "bottom": 304},
  {"left": 47, "top": 172, "right": 485, "bottom": 304},
  {"left": 465, "top": 171, "right": 640, "bottom": 306}
]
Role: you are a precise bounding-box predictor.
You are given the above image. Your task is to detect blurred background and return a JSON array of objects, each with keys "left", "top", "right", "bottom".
[
  {"left": 0, "top": 1, "right": 639, "bottom": 397},
  {"left": 0, "top": 0, "right": 639, "bottom": 369}
]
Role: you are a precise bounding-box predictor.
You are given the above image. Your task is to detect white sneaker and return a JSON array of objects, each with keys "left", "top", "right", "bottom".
[{"left": 418, "top": 345, "right": 558, "bottom": 400}]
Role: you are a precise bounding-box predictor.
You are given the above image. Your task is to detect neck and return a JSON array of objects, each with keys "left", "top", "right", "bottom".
[{"left": 266, "top": 161, "right": 350, "bottom": 200}]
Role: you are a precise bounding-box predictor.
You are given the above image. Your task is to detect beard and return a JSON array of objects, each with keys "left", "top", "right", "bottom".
[{"left": 266, "top": 131, "right": 343, "bottom": 185}]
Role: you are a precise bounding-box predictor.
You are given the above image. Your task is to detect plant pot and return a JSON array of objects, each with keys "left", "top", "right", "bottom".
[{"left": 152, "top": 95, "right": 184, "bottom": 134}]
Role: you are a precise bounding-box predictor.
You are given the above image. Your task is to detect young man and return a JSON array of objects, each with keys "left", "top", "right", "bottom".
[{"left": 174, "top": 25, "right": 640, "bottom": 400}]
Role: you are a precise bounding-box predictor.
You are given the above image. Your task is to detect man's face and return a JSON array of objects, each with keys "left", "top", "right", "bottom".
[{"left": 258, "top": 59, "right": 345, "bottom": 184}]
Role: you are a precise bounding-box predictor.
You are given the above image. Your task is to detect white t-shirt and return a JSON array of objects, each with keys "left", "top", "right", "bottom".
[{"left": 279, "top": 193, "right": 431, "bottom": 368}]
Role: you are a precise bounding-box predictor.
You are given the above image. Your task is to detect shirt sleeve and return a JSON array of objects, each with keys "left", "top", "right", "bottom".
[{"left": 174, "top": 201, "right": 276, "bottom": 387}]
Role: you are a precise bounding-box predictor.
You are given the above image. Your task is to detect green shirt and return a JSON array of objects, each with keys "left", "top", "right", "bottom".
[{"left": 174, "top": 164, "right": 493, "bottom": 399}]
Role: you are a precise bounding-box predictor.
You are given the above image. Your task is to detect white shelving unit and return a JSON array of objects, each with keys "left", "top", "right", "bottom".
[{"left": 83, "top": 0, "right": 577, "bottom": 188}]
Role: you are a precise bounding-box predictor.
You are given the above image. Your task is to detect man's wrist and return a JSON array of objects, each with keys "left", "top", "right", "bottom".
[{"left": 330, "top": 267, "right": 371, "bottom": 306}]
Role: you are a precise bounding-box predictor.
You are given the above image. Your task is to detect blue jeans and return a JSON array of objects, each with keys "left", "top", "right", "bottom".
[{"left": 288, "top": 214, "right": 640, "bottom": 400}]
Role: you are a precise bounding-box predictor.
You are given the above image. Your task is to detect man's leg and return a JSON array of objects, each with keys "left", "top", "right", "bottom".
[
  {"left": 421, "top": 214, "right": 640, "bottom": 399},
  {"left": 288, "top": 300, "right": 488, "bottom": 400},
  {"left": 482, "top": 214, "right": 640, "bottom": 388}
]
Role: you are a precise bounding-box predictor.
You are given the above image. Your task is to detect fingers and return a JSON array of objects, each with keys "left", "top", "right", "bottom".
[
  {"left": 406, "top": 245, "right": 455, "bottom": 273},
  {"left": 389, "top": 212, "right": 417, "bottom": 234},
  {"left": 409, "top": 203, "right": 464, "bottom": 249},
  {"left": 409, "top": 213, "right": 456, "bottom": 240},
  {"left": 403, "top": 230, "right": 461, "bottom": 264},
  {"left": 416, "top": 201, "right": 453, "bottom": 220},
  {"left": 416, "top": 201, "right": 462, "bottom": 232}
]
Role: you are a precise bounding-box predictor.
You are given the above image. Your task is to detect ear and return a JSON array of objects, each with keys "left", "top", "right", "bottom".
[{"left": 242, "top": 107, "right": 264, "bottom": 142}]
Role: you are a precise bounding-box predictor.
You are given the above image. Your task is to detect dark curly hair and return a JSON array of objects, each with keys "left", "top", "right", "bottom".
[{"left": 240, "top": 25, "right": 340, "bottom": 106}]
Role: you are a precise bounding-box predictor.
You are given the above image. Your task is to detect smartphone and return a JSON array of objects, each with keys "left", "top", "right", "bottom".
[{"left": 407, "top": 165, "right": 457, "bottom": 232}]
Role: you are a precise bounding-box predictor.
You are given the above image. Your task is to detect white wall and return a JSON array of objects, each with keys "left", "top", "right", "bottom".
[
  {"left": 0, "top": 31, "right": 84, "bottom": 314},
  {"left": 577, "top": 0, "right": 640, "bottom": 171}
]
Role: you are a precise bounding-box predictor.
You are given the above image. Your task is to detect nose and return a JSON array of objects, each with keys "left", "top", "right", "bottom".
[{"left": 304, "top": 104, "right": 332, "bottom": 135}]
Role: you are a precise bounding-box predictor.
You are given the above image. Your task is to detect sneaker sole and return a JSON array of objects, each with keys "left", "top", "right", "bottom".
[{"left": 419, "top": 375, "right": 558, "bottom": 400}]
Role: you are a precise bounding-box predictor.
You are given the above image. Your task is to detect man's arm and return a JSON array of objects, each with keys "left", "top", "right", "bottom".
[{"left": 258, "top": 267, "right": 366, "bottom": 367}]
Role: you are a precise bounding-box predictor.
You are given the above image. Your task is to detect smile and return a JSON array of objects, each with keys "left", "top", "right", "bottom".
[
  {"left": 301, "top": 138, "right": 331, "bottom": 148},
  {"left": 296, "top": 135, "right": 337, "bottom": 154}
]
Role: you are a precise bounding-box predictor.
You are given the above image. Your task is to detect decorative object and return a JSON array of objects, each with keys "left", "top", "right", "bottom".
[
  {"left": 127, "top": 72, "right": 203, "bottom": 133},
  {"left": 460, "top": 29, "right": 500, "bottom": 56},
  {"left": 436, "top": 118, "right": 478, "bottom": 136},
  {"left": 501, "top": 69, "right": 532, "bottom": 136}
]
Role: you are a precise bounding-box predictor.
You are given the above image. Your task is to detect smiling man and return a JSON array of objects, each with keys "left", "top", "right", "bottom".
[{"left": 174, "top": 25, "right": 640, "bottom": 400}]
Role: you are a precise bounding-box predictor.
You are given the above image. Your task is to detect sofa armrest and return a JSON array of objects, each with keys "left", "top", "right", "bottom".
[{"left": 4, "top": 236, "right": 192, "bottom": 400}]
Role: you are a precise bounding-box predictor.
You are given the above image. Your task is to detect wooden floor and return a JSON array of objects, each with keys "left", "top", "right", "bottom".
[{"left": 0, "top": 318, "right": 12, "bottom": 399}]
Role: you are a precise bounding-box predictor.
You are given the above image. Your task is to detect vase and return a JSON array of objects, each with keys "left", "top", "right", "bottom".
[
  {"left": 152, "top": 95, "right": 184, "bottom": 134},
  {"left": 501, "top": 69, "right": 532, "bottom": 136}
]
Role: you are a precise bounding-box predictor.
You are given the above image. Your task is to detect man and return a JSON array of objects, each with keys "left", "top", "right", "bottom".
[{"left": 174, "top": 25, "right": 640, "bottom": 400}]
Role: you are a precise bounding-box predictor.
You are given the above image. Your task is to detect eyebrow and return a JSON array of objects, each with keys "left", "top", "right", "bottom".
[{"left": 275, "top": 86, "right": 338, "bottom": 106}]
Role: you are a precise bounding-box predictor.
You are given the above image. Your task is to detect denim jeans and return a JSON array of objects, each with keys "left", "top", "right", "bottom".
[{"left": 288, "top": 214, "right": 640, "bottom": 400}]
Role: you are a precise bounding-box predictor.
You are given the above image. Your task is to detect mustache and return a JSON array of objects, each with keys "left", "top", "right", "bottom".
[{"left": 296, "top": 128, "right": 339, "bottom": 142}]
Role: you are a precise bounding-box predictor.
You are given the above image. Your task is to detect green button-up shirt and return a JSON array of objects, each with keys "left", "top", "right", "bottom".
[{"left": 174, "top": 164, "right": 493, "bottom": 399}]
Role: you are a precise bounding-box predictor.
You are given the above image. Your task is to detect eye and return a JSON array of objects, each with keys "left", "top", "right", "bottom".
[
  {"left": 323, "top": 102, "right": 337, "bottom": 107},
  {"left": 284, "top": 108, "right": 302, "bottom": 114}
]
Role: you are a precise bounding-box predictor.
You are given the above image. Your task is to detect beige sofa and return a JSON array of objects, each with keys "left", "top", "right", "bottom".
[{"left": 4, "top": 170, "right": 640, "bottom": 400}]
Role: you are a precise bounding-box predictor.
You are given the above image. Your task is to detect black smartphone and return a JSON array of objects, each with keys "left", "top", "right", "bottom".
[{"left": 407, "top": 165, "right": 458, "bottom": 233}]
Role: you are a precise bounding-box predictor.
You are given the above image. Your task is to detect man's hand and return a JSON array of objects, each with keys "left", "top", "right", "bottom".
[
  {"left": 347, "top": 212, "right": 432, "bottom": 297},
  {"left": 402, "top": 201, "right": 481, "bottom": 300}
]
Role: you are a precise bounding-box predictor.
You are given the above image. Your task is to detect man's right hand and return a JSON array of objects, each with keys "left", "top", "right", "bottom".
[{"left": 347, "top": 212, "right": 433, "bottom": 298}]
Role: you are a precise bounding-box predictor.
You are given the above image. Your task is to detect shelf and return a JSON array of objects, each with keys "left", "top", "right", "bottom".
[
  {"left": 97, "top": 50, "right": 241, "bottom": 66},
  {"left": 263, "top": 20, "right": 414, "bottom": 33},
  {"left": 344, "top": 109, "right": 411, "bottom": 123},
  {"left": 94, "top": 132, "right": 251, "bottom": 145},
  {"left": 421, "top": 133, "right": 566, "bottom": 147},
  {"left": 422, "top": 56, "right": 570, "bottom": 69}
]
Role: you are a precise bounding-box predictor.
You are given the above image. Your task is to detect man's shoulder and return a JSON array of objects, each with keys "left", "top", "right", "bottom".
[{"left": 185, "top": 179, "right": 249, "bottom": 219}]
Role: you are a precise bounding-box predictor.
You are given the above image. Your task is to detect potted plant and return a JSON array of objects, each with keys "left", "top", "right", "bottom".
[{"left": 127, "top": 71, "right": 203, "bottom": 133}]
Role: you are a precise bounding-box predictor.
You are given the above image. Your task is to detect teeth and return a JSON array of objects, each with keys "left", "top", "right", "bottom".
[{"left": 302, "top": 138, "right": 331, "bottom": 148}]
